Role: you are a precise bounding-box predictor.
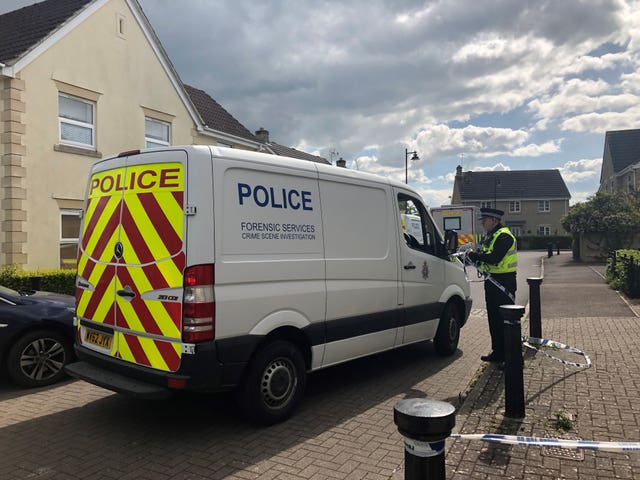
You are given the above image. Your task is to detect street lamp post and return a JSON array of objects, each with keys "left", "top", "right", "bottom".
[
  {"left": 405, "top": 149, "right": 419, "bottom": 184},
  {"left": 493, "top": 177, "right": 501, "bottom": 207}
]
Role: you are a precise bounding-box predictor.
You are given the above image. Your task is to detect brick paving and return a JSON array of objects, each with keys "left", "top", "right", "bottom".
[
  {"left": 447, "top": 254, "right": 640, "bottom": 479},
  {"left": 0, "top": 301, "right": 491, "bottom": 479},
  {"left": 1, "top": 252, "right": 638, "bottom": 479}
]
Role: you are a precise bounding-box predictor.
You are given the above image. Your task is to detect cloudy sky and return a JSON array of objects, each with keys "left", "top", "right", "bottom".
[{"left": 4, "top": 0, "right": 640, "bottom": 206}]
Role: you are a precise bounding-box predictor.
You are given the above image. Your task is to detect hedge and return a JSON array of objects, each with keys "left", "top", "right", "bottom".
[
  {"left": 0, "top": 265, "right": 76, "bottom": 296},
  {"left": 606, "top": 249, "right": 640, "bottom": 298},
  {"left": 516, "top": 235, "right": 572, "bottom": 250}
]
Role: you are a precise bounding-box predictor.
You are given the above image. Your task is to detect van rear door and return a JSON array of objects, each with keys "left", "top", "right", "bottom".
[{"left": 76, "top": 150, "right": 187, "bottom": 372}]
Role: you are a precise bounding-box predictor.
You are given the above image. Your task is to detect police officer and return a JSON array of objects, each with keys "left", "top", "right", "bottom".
[{"left": 467, "top": 208, "right": 517, "bottom": 364}]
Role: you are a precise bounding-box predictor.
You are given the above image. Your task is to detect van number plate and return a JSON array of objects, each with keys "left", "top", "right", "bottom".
[{"left": 84, "top": 329, "right": 113, "bottom": 349}]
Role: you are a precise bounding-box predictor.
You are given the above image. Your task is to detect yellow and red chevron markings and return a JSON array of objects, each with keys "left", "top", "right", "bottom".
[
  {"left": 458, "top": 234, "right": 475, "bottom": 245},
  {"left": 76, "top": 163, "right": 185, "bottom": 372}
]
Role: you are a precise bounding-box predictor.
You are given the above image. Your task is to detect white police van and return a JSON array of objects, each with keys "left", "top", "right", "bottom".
[{"left": 66, "top": 145, "right": 471, "bottom": 424}]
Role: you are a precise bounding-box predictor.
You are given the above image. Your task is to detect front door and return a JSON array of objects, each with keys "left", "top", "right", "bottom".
[{"left": 396, "top": 191, "right": 445, "bottom": 344}]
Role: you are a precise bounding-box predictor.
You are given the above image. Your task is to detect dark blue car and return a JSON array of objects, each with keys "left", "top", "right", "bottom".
[{"left": 0, "top": 285, "right": 76, "bottom": 388}]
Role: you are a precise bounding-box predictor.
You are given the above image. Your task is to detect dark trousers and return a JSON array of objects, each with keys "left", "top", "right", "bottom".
[{"left": 484, "top": 273, "right": 517, "bottom": 359}]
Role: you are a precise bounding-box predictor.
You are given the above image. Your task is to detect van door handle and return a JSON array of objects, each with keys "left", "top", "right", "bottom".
[
  {"left": 404, "top": 263, "right": 416, "bottom": 270},
  {"left": 117, "top": 289, "right": 135, "bottom": 298}
]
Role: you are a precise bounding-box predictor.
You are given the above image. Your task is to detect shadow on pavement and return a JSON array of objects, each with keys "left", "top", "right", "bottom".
[{"left": 0, "top": 340, "right": 465, "bottom": 480}]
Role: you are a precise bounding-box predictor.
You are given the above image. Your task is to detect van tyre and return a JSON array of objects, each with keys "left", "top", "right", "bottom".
[
  {"left": 434, "top": 303, "right": 460, "bottom": 356},
  {"left": 6, "top": 329, "right": 72, "bottom": 388},
  {"left": 237, "top": 340, "right": 306, "bottom": 425}
]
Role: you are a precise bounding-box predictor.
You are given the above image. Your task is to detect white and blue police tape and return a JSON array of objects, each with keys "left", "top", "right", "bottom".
[
  {"left": 451, "top": 434, "right": 640, "bottom": 452},
  {"left": 522, "top": 336, "right": 592, "bottom": 369},
  {"left": 404, "top": 438, "right": 445, "bottom": 457}
]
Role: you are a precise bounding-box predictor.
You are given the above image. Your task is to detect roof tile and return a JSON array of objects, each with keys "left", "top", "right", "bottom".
[
  {"left": 0, "top": 0, "right": 93, "bottom": 64},
  {"left": 458, "top": 169, "right": 570, "bottom": 200},
  {"left": 183, "top": 84, "right": 257, "bottom": 142},
  {"left": 266, "top": 142, "right": 329, "bottom": 164},
  {"left": 604, "top": 129, "right": 640, "bottom": 173}
]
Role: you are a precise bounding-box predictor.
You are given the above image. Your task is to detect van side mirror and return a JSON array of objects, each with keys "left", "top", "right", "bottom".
[{"left": 444, "top": 230, "right": 458, "bottom": 254}]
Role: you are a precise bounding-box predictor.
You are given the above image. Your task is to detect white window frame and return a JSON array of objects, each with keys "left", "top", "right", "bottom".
[
  {"left": 509, "top": 200, "right": 521, "bottom": 213},
  {"left": 510, "top": 226, "right": 521, "bottom": 236},
  {"left": 59, "top": 94, "right": 95, "bottom": 149},
  {"left": 480, "top": 201, "right": 493, "bottom": 208},
  {"left": 538, "top": 225, "right": 551, "bottom": 236},
  {"left": 145, "top": 117, "right": 171, "bottom": 148},
  {"left": 538, "top": 200, "right": 550, "bottom": 212}
]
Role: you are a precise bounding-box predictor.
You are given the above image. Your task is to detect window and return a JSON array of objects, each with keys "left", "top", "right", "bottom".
[
  {"left": 509, "top": 200, "right": 521, "bottom": 213},
  {"left": 399, "top": 194, "right": 439, "bottom": 255},
  {"left": 480, "top": 201, "right": 493, "bottom": 208},
  {"left": 538, "top": 200, "right": 550, "bottom": 212},
  {"left": 145, "top": 117, "right": 171, "bottom": 148},
  {"left": 60, "top": 210, "right": 81, "bottom": 269},
  {"left": 443, "top": 216, "right": 461, "bottom": 231},
  {"left": 538, "top": 225, "right": 551, "bottom": 236},
  {"left": 59, "top": 94, "right": 95, "bottom": 149},
  {"left": 510, "top": 226, "right": 521, "bottom": 236}
]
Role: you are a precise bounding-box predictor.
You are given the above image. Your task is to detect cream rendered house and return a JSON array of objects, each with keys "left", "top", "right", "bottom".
[{"left": 0, "top": 0, "right": 263, "bottom": 270}]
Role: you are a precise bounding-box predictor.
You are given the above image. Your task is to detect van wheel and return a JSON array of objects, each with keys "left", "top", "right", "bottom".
[
  {"left": 434, "top": 303, "right": 460, "bottom": 356},
  {"left": 237, "top": 340, "right": 306, "bottom": 425}
]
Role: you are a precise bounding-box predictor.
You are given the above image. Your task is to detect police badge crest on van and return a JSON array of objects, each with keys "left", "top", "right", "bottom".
[{"left": 65, "top": 145, "right": 472, "bottom": 425}]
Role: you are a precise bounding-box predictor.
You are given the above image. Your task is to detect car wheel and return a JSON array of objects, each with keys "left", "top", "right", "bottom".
[
  {"left": 434, "top": 302, "right": 461, "bottom": 356},
  {"left": 6, "top": 330, "right": 72, "bottom": 388},
  {"left": 237, "top": 340, "right": 306, "bottom": 425}
]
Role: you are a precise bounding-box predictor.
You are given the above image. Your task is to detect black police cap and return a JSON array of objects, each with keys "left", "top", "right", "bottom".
[{"left": 478, "top": 207, "right": 504, "bottom": 220}]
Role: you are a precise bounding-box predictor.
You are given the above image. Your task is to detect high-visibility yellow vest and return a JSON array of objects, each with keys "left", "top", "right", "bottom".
[{"left": 480, "top": 227, "right": 517, "bottom": 273}]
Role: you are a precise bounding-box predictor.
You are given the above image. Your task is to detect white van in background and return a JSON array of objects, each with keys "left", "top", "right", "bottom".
[{"left": 66, "top": 145, "right": 472, "bottom": 425}]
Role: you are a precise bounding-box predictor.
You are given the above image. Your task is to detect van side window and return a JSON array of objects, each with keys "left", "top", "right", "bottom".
[{"left": 398, "top": 194, "right": 439, "bottom": 255}]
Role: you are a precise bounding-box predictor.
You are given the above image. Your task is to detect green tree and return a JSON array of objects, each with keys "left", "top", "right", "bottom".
[{"left": 561, "top": 191, "right": 640, "bottom": 250}]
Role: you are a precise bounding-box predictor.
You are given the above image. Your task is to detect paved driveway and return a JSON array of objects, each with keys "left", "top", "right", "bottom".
[{"left": 0, "top": 254, "right": 547, "bottom": 480}]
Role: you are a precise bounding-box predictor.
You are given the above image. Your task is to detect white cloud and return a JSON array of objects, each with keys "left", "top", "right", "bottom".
[
  {"left": 1, "top": 0, "right": 635, "bottom": 200},
  {"left": 559, "top": 158, "right": 603, "bottom": 183},
  {"left": 564, "top": 52, "right": 632, "bottom": 75},
  {"left": 569, "top": 190, "right": 596, "bottom": 205},
  {"left": 437, "top": 172, "right": 457, "bottom": 183},
  {"left": 472, "top": 162, "right": 512, "bottom": 172},
  {"left": 528, "top": 76, "right": 640, "bottom": 133},
  {"left": 560, "top": 105, "right": 640, "bottom": 132},
  {"left": 415, "top": 187, "right": 454, "bottom": 209},
  {"left": 413, "top": 124, "right": 560, "bottom": 160}
]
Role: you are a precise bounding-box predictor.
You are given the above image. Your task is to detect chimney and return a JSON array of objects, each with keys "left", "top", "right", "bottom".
[
  {"left": 255, "top": 127, "right": 269, "bottom": 143},
  {"left": 336, "top": 157, "right": 347, "bottom": 168},
  {"left": 456, "top": 165, "right": 462, "bottom": 176}
]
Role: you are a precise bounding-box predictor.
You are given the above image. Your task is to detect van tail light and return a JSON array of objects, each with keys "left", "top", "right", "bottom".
[{"left": 182, "top": 264, "right": 215, "bottom": 343}]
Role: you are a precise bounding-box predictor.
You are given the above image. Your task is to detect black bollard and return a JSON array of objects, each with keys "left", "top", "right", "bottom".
[
  {"left": 547, "top": 243, "right": 553, "bottom": 258},
  {"left": 556, "top": 244, "right": 560, "bottom": 255},
  {"left": 394, "top": 398, "right": 456, "bottom": 480},
  {"left": 527, "top": 277, "right": 543, "bottom": 339},
  {"left": 501, "top": 305, "right": 525, "bottom": 419}
]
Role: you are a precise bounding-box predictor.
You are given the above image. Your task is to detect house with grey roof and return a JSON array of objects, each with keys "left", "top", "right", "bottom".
[
  {"left": 451, "top": 166, "right": 571, "bottom": 236},
  {"left": 182, "top": 88, "right": 330, "bottom": 164},
  {"left": 0, "top": 0, "right": 267, "bottom": 269},
  {"left": 598, "top": 129, "right": 640, "bottom": 194}
]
